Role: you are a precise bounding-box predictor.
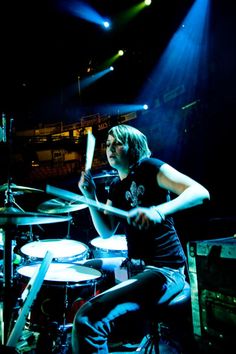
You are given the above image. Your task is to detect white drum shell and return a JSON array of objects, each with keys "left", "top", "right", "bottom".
[
  {"left": 20, "top": 239, "right": 89, "bottom": 263},
  {"left": 16, "top": 263, "right": 102, "bottom": 325},
  {"left": 90, "top": 235, "right": 128, "bottom": 258}
]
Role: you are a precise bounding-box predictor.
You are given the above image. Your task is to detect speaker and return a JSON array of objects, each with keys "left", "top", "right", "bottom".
[{"left": 187, "top": 236, "right": 236, "bottom": 353}]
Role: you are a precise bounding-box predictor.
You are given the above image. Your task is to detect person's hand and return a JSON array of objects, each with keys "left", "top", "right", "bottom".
[
  {"left": 78, "top": 170, "right": 96, "bottom": 199},
  {"left": 127, "top": 207, "right": 163, "bottom": 230}
]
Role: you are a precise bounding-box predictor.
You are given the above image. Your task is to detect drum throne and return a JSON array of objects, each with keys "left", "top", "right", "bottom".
[{"left": 107, "top": 280, "right": 192, "bottom": 353}]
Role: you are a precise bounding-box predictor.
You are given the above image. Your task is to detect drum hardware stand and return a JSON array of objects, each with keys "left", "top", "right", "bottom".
[
  {"left": 0, "top": 115, "right": 19, "bottom": 344},
  {"left": 6, "top": 190, "right": 44, "bottom": 249},
  {"left": 2, "top": 224, "right": 18, "bottom": 344},
  {"left": 65, "top": 214, "right": 72, "bottom": 239},
  {"left": 35, "top": 284, "right": 73, "bottom": 354},
  {"left": 3, "top": 184, "right": 20, "bottom": 343},
  {"left": 5, "top": 251, "right": 53, "bottom": 349},
  {"left": 56, "top": 284, "right": 73, "bottom": 353},
  {"left": 0, "top": 124, "right": 72, "bottom": 349},
  {"left": 7, "top": 191, "right": 45, "bottom": 241},
  {"left": 0, "top": 116, "right": 43, "bottom": 346},
  {"left": 5, "top": 189, "right": 34, "bottom": 244}
]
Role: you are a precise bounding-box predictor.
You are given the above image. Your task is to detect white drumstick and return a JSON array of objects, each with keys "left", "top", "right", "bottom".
[
  {"left": 7, "top": 251, "right": 54, "bottom": 347},
  {"left": 46, "top": 184, "right": 129, "bottom": 219},
  {"left": 85, "top": 131, "right": 96, "bottom": 171}
]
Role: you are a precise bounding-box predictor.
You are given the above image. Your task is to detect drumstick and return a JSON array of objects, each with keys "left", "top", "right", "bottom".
[
  {"left": 46, "top": 184, "right": 129, "bottom": 219},
  {"left": 85, "top": 131, "right": 96, "bottom": 171},
  {"left": 6, "top": 251, "right": 54, "bottom": 347}
]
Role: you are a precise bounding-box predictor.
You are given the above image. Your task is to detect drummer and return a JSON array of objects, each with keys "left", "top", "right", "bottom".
[{"left": 72, "top": 124, "right": 210, "bottom": 353}]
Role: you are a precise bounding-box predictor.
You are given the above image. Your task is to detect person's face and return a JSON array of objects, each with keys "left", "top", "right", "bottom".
[{"left": 106, "top": 134, "right": 129, "bottom": 170}]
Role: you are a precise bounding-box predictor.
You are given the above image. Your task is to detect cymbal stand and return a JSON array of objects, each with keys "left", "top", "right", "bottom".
[
  {"left": 0, "top": 115, "right": 18, "bottom": 344},
  {"left": 5, "top": 187, "right": 35, "bottom": 241},
  {"left": 11, "top": 193, "right": 45, "bottom": 237},
  {"left": 66, "top": 213, "right": 72, "bottom": 239},
  {"left": 2, "top": 185, "right": 19, "bottom": 344}
]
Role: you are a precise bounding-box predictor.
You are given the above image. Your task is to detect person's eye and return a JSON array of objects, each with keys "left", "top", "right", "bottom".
[{"left": 115, "top": 141, "right": 123, "bottom": 146}]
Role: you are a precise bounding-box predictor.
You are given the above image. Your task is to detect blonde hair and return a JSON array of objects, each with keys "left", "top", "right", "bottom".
[{"left": 108, "top": 124, "right": 151, "bottom": 165}]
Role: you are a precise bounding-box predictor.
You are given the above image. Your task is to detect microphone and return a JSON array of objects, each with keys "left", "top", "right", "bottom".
[{"left": 2, "top": 113, "right": 6, "bottom": 143}]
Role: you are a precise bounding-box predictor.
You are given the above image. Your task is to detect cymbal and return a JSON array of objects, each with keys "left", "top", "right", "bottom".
[
  {"left": 0, "top": 206, "right": 71, "bottom": 226},
  {"left": 37, "top": 198, "right": 88, "bottom": 214},
  {"left": 0, "top": 183, "right": 43, "bottom": 194}
]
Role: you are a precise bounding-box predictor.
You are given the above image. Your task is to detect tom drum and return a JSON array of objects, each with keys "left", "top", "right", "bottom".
[
  {"left": 20, "top": 239, "right": 89, "bottom": 264},
  {"left": 90, "top": 235, "right": 128, "bottom": 258}
]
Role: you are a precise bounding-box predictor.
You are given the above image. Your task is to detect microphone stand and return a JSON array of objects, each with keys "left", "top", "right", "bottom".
[
  {"left": 0, "top": 116, "right": 22, "bottom": 344},
  {"left": 66, "top": 213, "right": 72, "bottom": 239},
  {"left": 2, "top": 224, "right": 17, "bottom": 345},
  {"left": 1, "top": 116, "right": 16, "bottom": 344}
]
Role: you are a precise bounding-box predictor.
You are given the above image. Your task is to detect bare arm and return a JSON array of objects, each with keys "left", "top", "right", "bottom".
[
  {"left": 128, "top": 163, "right": 210, "bottom": 229},
  {"left": 155, "top": 163, "right": 210, "bottom": 217},
  {"left": 88, "top": 198, "right": 120, "bottom": 238},
  {"left": 79, "top": 171, "right": 120, "bottom": 238}
]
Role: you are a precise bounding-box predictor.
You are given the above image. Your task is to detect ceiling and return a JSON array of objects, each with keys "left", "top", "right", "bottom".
[{"left": 1, "top": 0, "right": 197, "bottom": 127}]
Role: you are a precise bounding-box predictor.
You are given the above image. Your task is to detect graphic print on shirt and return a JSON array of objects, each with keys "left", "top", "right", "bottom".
[{"left": 125, "top": 181, "right": 145, "bottom": 207}]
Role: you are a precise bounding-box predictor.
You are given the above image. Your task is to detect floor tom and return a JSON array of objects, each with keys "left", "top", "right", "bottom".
[{"left": 16, "top": 262, "right": 102, "bottom": 325}]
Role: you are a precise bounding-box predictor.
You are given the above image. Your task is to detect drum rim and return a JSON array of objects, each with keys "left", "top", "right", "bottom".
[
  {"left": 90, "top": 235, "right": 127, "bottom": 251},
  {"left": 20, "top": 238, "right": 89, "bottom": 259},
  {"left": 16, "top": 262, "right": 102, "bottom": 285}
]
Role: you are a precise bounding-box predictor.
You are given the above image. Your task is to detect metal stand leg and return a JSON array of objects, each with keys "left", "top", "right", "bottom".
[{"left": 2, "top": 227, "right": 16, "bottom": 344}]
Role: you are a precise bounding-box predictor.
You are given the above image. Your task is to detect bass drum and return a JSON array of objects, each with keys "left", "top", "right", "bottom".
[
  {"left": 90, "top": 235, "right": 128, "bottom": 258},
  {"left": 20, "top": 239, "right": 89, "bottom": 264},
  {"left": 16, "top": 262, "right": 103, "bottom": 326}
]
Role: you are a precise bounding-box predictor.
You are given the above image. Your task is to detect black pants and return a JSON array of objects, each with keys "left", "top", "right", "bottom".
[{"left": 72, "top": 258, "right": 186, "bottom": 354}]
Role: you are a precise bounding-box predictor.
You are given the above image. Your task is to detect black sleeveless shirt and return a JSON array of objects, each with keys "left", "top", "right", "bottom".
[{"left": 108, "top": 158, "right": 186, "bottom": 268}]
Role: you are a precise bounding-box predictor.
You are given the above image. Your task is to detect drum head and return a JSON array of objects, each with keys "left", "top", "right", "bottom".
[
  {"left": 17, "top": 263, "right": 101, "bottom": 283},
  {"left": 20, "top": 239, "right": 88, "bottom": 260},
  {"left": 90, "top": 235, "right": 127, "bottom": 251}
]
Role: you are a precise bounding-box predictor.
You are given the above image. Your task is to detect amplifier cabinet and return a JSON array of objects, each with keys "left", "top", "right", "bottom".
[{"left": 187, "top": 236, "right": 236, "bottom": 353}]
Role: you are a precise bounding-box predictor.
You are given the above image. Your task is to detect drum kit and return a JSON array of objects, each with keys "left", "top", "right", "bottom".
[
  {"left": 0, "top": 117, "right": 128, "bottom": 351},
  {"left": 0, "top": 172, "right": 127, "bottom": 352}
]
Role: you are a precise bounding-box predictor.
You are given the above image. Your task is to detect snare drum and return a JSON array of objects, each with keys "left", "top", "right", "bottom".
[
  {"left": 16, "top": 263, "right": 102, "bottom": 325},
  {"left": 20, "top": 239, "right": 89, "bottom": 263},
  {"left": 90, "top": 235, "right": 128, "bottom": 258}
]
